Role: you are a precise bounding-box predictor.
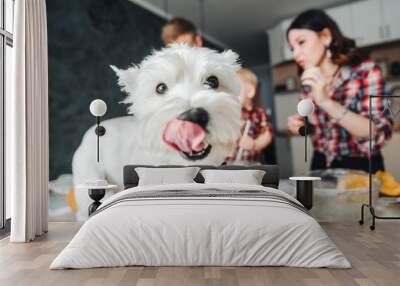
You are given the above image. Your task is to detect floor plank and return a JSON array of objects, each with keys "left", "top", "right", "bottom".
[{"left": 0, "top": 221, "right": 399, "bottom": 286}]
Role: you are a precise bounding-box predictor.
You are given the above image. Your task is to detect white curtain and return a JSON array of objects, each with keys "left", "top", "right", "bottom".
[{"left": 8, "top": 0, "right": 49, "bottom": 242}]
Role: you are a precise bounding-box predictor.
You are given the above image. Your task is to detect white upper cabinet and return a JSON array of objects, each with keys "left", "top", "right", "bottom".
[
  {"left": 267, "top": 19, "right": 293, "bottom": 66},
  {"left": 350, "top": 0, "right": 400, "bottom": 45},
  {"left": 381, "top": 0, "right": 400, "bottom": 41},
  {"left": 351, "top": 0, "right": 382, "bottom": 46},
  {"left": 325, "top": 5, "right": 354, "bottom": 39},
  {"left": 281, "top": 18, "right": 294, "bottom": 61},
  {"left": 268, "top": 24, "right": 284, "bottom": 66}
]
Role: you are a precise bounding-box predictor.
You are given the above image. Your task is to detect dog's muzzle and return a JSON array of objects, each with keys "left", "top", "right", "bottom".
[{"left": 162, "top": 107, "right": 212, "bottom": 161}]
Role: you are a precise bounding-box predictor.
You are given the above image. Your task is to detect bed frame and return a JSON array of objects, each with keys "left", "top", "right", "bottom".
[{"left": 123, "top": 164, "right": 280, "bottom": 189}]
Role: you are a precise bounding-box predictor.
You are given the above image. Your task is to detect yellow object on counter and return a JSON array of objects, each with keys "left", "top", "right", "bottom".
[
  {"left": 336, "top": 171, "right": 400, "bottom": 197},
  {"left": 66, "top": 187, "right": 77, "bottom": 214},
  {"left": 376, "top": 171, "right": 400, "bottom": 197},
  {"left": 337, "top": 173, "right": 369, "bottom": 190}
]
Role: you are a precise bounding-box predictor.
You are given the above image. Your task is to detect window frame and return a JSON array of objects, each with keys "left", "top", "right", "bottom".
[{"left": 0, "top": 0, "right": 13, "bottom": 232}]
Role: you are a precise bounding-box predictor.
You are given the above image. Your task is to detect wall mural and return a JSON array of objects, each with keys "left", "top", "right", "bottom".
[{"left": 47, "top": 0, "right": 225, "bottom": 221}]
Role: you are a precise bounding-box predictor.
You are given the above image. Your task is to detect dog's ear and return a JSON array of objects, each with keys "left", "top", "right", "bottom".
[
  {"left": 110, "top": 65, "right": 139, "bottom": 94},
  {"left": 221, "top": 50, "right": 241, "bottom": 71}
]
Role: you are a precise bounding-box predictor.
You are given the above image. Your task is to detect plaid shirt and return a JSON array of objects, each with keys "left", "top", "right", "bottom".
[
  {"left": 225, "top": 105, "right": 273, "bottom": 164},
  {"left": 305, "top": 60, "right": 393, "bottom": 166}
]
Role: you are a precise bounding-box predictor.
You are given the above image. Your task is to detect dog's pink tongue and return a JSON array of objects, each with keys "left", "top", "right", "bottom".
[{"left": 162, "top": 119, "right": 205, "bottom": 153}]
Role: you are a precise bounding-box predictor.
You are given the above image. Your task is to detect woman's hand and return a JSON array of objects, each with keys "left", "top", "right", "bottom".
[
  {"left": 288, "top": 114, "right": 304, "bottom": 135},
  {"left": 239, "top": 136, "right": 255, "bottom": 151},
  {"left": 301, "top": 67, "right": 330, "bottom": 107}
]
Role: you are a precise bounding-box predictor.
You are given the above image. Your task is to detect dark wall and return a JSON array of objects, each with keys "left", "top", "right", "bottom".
[{"left": 47, "top": 0, "right": 221, "bottom": 180}]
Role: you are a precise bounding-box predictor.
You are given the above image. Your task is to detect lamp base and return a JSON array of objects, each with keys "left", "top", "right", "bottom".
[
  {"left": 88, "top": 188, "right": 106, "bottom": 216},
  {"left": 296, "top": 181, "right": 313, "bottom": 210},
  {"left": 289, "top": 177, "right": 321, "bottom": 210}
]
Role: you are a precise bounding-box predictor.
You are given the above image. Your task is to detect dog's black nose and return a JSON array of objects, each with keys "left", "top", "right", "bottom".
[{"left": 177, "top": 107, "right": 209, "bottom": 129}]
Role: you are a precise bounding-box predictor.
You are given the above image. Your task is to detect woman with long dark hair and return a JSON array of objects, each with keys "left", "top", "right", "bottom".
[{"left": 287, "top": 9, "right": 393, "bottom": 173}]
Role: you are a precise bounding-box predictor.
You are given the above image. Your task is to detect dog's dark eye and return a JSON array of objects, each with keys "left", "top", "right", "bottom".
[
  {"left": 156, "top": 83, "right": 168, "bottom": 95},
  {"left": 204, "top": 76, "right": 219, "bottom": 89}
]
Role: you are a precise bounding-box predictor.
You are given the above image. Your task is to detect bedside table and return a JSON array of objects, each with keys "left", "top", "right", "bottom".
[
  {"left": 289, "top": 177, "right": 321, "bottom": 210},
  {"left": 76, "top": 183, "right": 118, "bottom": 216}
]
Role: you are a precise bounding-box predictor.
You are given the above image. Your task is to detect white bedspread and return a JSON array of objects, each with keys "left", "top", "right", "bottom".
[{"left": 50, "top": 183, "right": 351, "bottom": 269}]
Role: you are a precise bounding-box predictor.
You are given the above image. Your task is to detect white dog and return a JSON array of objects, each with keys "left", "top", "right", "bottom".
[{"left": 72, "top": 44, "right": 242, "bottom": 220}]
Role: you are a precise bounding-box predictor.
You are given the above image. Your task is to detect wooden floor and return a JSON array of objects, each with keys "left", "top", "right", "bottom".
[{"left": 0, "top": 221, "right": 399, "bottom": 286}]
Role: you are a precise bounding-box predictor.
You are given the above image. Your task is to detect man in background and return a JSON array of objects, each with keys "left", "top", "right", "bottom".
[{"left": 161, "top": 17, "right": 203, "bottom": 47}]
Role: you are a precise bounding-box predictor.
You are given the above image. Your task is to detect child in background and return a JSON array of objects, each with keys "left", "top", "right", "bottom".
[{"left": 225, "top": 68, "right": 273, "bottom": 165}]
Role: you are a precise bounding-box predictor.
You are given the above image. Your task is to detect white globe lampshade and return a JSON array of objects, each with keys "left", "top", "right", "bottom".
[
  {"left": 297, "top": 98, "right": 314, "bottom": 117},
  {"left": 90, "top": 99, "right": 107, "bottom": 117}
]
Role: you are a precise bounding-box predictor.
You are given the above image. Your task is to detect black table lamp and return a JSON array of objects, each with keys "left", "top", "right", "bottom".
[{"left": 85, "top": 99, "right": 109, "bottom": 216}]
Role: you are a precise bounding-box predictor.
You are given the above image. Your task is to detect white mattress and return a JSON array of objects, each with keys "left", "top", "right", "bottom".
[{"left": 50, "top": 183, "right": 350, "bottom": 269}]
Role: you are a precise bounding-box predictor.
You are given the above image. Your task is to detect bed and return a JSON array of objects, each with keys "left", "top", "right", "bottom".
[{"left": 50, "top": 164, "right": 350, "bottom": 269}]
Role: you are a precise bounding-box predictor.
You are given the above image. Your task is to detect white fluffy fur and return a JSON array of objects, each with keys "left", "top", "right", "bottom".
[{"left": 72, "top": 44, "right": 242, "bottom": 220}]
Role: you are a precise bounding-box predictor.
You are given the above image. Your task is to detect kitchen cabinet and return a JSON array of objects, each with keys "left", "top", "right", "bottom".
[
  {"left": 290, "top": 136, "right": 313, "bottom": 176},
  {"left": 325, "top": 5, "right": 354, "bottom": 39},
  {"left": 268, "top": 24, "right": 284, "bottom": 66},
  {"left": 351, "top": 0, "right": 382, "bottom": 46},
  {"left": 352, "top": 0, "right": 400, "bottom": 45},
  {"left": 381, "top": 0, "right": 400, "bottom": 42},
  {"left": 267, "top": 19, "right": 293, "bottom": 66},
  {"left": 280, "top": 18, "right": 294, "bottom": 61},
  {"left": 268, "top": 0, "right": 400, "bottom": 66},
  {"left": 274, "top": 91, "right": 298, "bottom": 131},
  {"left": 275, "top": 135, "right": 313, "bottom": 178},
  {"left": 275, "top": 136, "right": 293, "bottom": 178}
]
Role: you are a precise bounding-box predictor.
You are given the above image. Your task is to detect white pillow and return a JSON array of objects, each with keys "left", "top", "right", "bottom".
[
  {"left": 135, "top": 167, "right": 200, "bottom": 186},
  {"left": 200, "top": 169, "right": 266, "bottom": 185}
]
